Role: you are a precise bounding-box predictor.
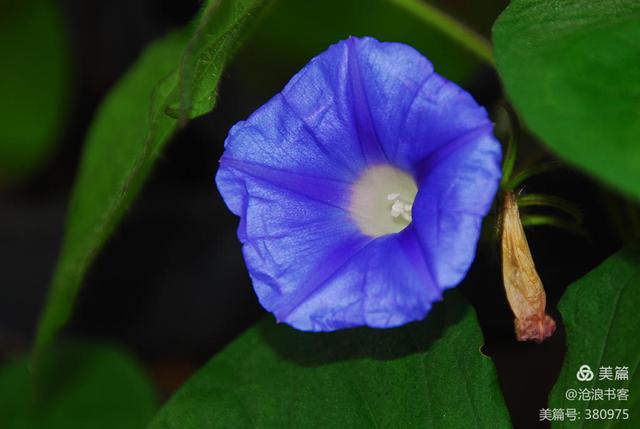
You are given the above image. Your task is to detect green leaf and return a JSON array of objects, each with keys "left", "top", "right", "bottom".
[
  {"left": 34, "top": 0, "right": 268, "bottom": 362},
  {"left": 549, "top": 243, "right": 640, "bottom": 428},
  {"left": 33, "top": 29, "right": 186, "bottom": 365},
  {"left": 493, "top": 0, "right": 640, "bottom": 199},
  {"left": 0, "top": 342, "right": 157, "bottom": 429},
  {"left": 0, "top": 0, "right": 70, "bottom": 183},
  {"left": 149, "top": 293, "right": 511, "bottom": 428},
  {"left": 166, "top": 0, "right": 268, "bottom": 120}
]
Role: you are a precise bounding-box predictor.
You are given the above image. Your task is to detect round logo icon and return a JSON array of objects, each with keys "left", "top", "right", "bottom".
[{"left": 576, "top": 364, "right": 594, "bottom": 381}]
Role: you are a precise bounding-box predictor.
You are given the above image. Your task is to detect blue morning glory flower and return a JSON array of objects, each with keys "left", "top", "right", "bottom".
[{"left": 216, "top": 36, "right": 501, "bottom": 331}]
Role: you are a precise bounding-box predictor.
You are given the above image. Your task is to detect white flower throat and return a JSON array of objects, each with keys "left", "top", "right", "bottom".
[{"left": 350, "top": 165, "right": 418, "bottom": 237}]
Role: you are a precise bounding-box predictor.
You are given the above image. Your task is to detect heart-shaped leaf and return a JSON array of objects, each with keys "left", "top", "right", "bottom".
[
  {"left": 150, "top": 293, "right": 511, "bottom": 428},
  {"left": 549, "top": 243, "right": 640, "bottom": 428},
  {"left": 493, "top": 0, "right": 640, "bottom": 199}
]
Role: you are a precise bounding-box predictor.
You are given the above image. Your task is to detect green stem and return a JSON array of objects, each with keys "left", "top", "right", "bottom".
[
  {"left": 517, "top": 193, "right": 583, "bottom": 225},
  {"left": 504, "top": 161, "right": 561, "bottom": 191},
  {"left": 520, "top": 214, "right": 588, "bottom": 239},
  {"left": 498, "top": 102, "right": 520, "bottom": 189},
  {"left": 387, "top": 0, "right": 494, "bottom": 66}
]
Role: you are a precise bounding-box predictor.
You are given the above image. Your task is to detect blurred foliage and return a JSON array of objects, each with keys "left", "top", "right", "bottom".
[
  {"left": 150, "top": 293, "right": 511, "bottom": 428},
  {"left": 598, "top": 191, "right": 640, "bottom": 244},
  {"left": 0, "top": 342, "right": 157, "bottom": 429},
  {"left": 0, "top": 0, "right": 69, "bottom": 184},
  {"left": 387, "top": 0, "right": 493, "bottom": 65},
  {"left": 34, "top": 0, "right": 268, "bottom": 366},
  {"left": 235, "top": 0, "right": 507, "bottom": 101},
  {"left": 493, "top": 0, "right": 640, "bottom": 200},
  {"left": 549, "top": 243, "right": 640, "bottom": 428}
]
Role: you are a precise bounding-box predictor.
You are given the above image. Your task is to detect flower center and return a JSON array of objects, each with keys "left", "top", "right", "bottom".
[
  {"left": 387, "top": 193, "right": 413, "bottom": 222},
  {"left": 350, "top": 165, "right": 418, "bottom": 237}
]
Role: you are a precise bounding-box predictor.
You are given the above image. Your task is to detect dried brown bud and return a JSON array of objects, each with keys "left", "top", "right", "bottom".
[{"left": 501, "top": 191, "right": 556, "bottom": 343}]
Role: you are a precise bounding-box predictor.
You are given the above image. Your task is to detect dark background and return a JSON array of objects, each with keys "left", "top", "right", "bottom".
[{"left": 0, "top": 1, "right": 634, "bottom": 427}]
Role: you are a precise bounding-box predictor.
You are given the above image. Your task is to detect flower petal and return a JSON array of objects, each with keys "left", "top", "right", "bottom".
[
  {"left": 217, "top": 161, "right": 443, "bottom": 331},
  {"left": 217, "top": 162, "right": 366, "bottom": 309},
  {"left": 279, "top": 226, "right": 442, "bottom": 331},
  {"left": 344, "top": 37, "right": 493, "bottom": 173},
  {"left": 219, "top": 37, "right": 391, "bottom": 187},
  {"left": 412, "top": 129, "right": 502, "bottom": 289}
]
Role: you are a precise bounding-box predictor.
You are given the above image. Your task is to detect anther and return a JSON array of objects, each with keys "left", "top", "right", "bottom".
[{"left": 387, "top": 193, "right": 413, "bottom": 222}]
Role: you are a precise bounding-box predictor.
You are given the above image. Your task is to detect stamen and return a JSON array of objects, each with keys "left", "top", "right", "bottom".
[{"left": 388, "top": 194, "right": 413, "bottom": 222}]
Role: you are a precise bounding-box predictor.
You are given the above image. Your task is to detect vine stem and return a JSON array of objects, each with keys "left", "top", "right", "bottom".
[{"left": 387, "top": 0, "right": 494, "bottom": 66}]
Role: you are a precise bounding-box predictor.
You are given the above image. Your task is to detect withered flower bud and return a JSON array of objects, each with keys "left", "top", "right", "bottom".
[{"left": 501, "top": 191, "right": 556, "bottom": 343}]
